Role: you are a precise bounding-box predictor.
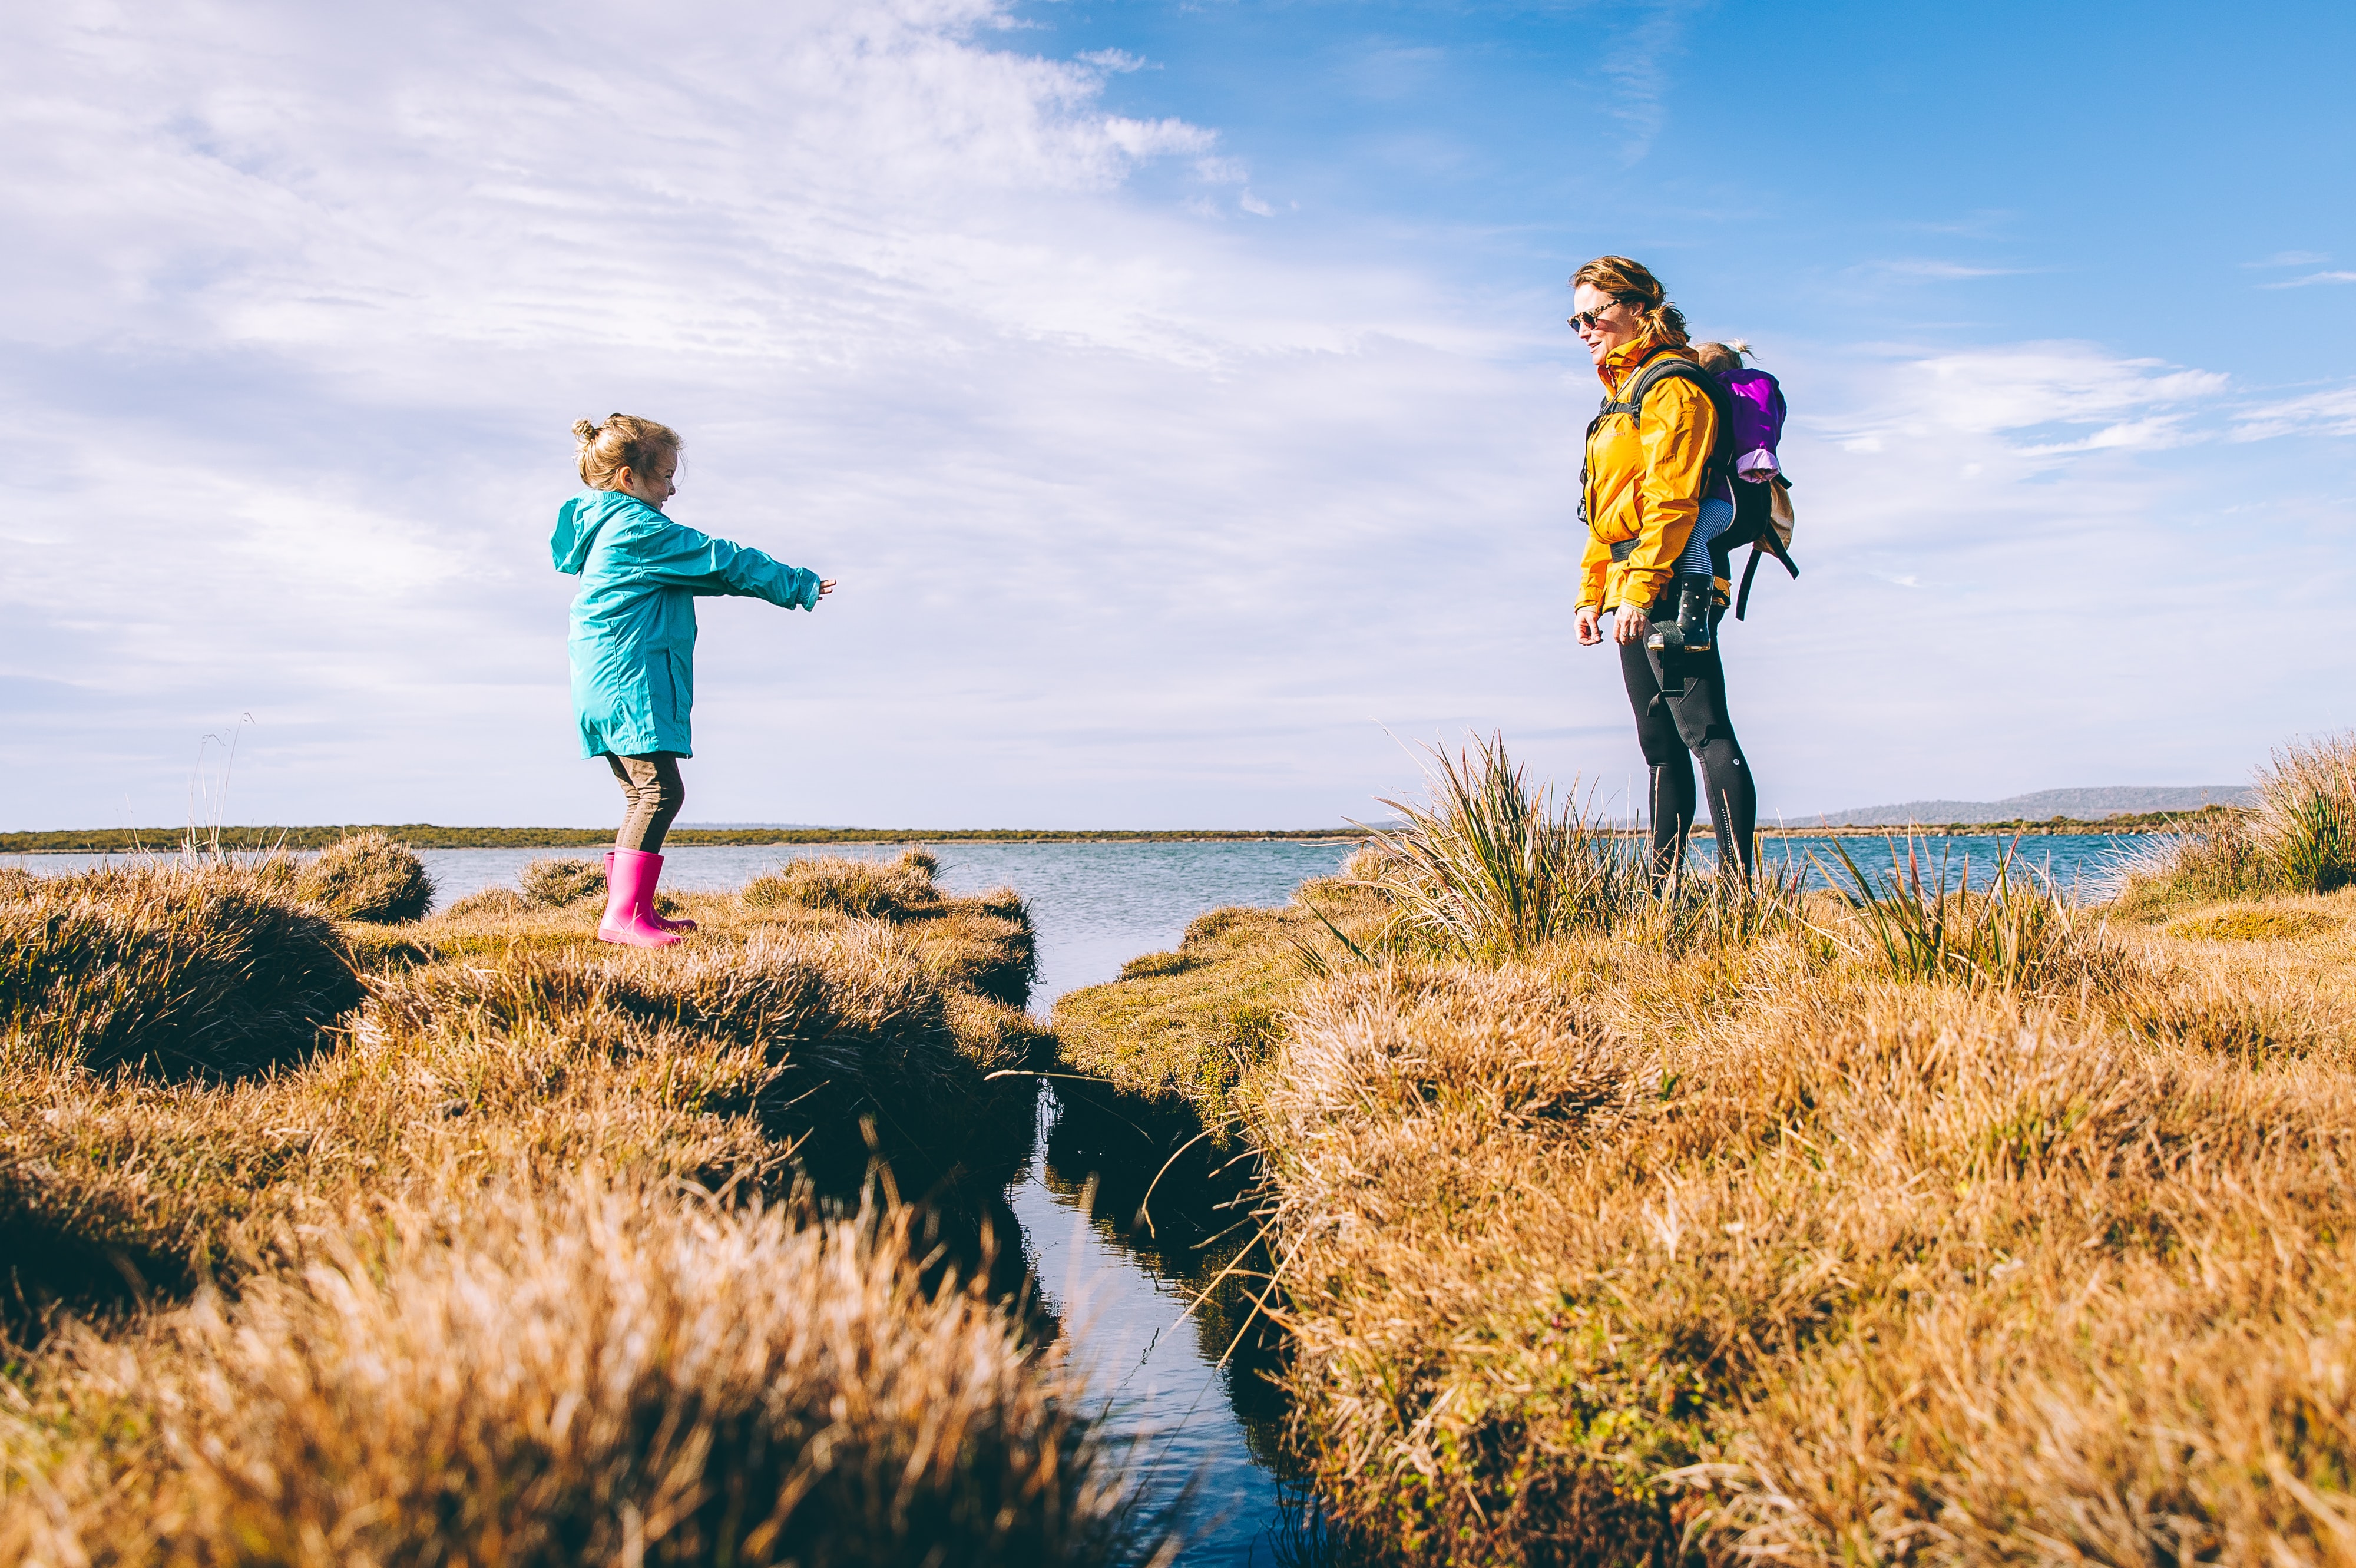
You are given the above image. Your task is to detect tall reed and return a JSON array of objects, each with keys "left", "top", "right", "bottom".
[
  {"left": 2256, "top": 732, "right": 2356, "bottom": 894},
  {"left": 2119, "top": 732, "right": 2356, "bottom": 909},
  {"left": 1361, "top": 735, "right": 1650, "bottom": 961},
  {"left": 1815, "top": 835, "right": 2122, "bottom": 994}
]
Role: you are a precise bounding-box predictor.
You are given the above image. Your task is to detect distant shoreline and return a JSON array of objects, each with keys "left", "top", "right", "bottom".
[{"left": 0, "top": 809, "right": 2240, "bottom": 854}]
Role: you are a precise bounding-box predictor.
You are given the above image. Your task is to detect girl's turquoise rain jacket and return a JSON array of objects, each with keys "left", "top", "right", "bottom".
[{"left": 550, "top": 489, "right": 822, "bottom": 759}]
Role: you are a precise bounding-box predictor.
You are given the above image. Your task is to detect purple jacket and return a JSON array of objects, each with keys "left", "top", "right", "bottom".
[{"left": 1720, "top": 368, "right": 1786, "bottom": 479}]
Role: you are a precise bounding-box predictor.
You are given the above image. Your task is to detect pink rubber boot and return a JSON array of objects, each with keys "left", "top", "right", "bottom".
[
  {"left": 606, "top": 851, "right": 696, "bottom": 932},
  {"left": 598, "top": 849, "right": 681, "bottom": 947}
]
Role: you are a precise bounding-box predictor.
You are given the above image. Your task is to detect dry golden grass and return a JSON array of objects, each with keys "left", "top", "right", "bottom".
[
  {"left": 294, "top": 830, "right": 436, "bottom": 922},
  {"left": 0, "top": 851, "right": 1140, "bottom": 1563},
  {"left": 1241, "top": 889, "right": 2356, "bottom": 1565},
  {"left": 2, "top": 861, "right": 363, "bottom": 1079},
  {"left": 2, "top": 1172, "right": 1146, "bottom": 1567}
]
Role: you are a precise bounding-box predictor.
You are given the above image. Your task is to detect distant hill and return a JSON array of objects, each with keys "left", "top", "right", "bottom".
[{"left": 1808, "top": 785, "right": 2252, "bottom": 828}]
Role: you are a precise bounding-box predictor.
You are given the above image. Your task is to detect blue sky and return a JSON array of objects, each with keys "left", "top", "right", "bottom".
[{"left": 2, "top": 0, "right": 2351, "bottom": 831}]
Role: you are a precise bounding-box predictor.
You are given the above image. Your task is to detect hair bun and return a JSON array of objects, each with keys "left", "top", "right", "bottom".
[{"left": 571, "top": 418, "right": 601, "bottom": 444}]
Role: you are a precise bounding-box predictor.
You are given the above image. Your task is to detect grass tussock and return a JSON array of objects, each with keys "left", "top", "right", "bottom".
[
  {"left": 519, "top": 854, "right": 607, "bottom": 907},
  {"left": 1362, "top": 735, "right": 1650, "bottom": 960},
  {"left": 3, "top": 1174, "right": 1141, "bottom": 1567},
  {"left": 0, "top": 846, "right": 1140, "bottom": 1559},
  {"left": 1816, "top": 835, "right": 2132, "bottom": 995},
  {"left": 1258, "top": 946, "right": 2356, "bottom": 1563},
  {"left": 294, "top": 829, "right": 436, "bottom": 922},
  {"left": 744, "top": 849, "right": 945, "bottom": 920},
  {"left": 2120, "top": 732, "right": 2356, "bottom": 912},
  {"left": 2, "top": 860, "right": 363, "bottom": 1079}
]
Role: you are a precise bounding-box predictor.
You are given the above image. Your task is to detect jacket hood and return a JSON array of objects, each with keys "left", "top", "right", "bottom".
[{"left": 551, "top": 488, "right": 656, "bottom": 576}]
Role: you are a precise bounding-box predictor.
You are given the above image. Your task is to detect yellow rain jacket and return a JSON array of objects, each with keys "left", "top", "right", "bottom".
[{"left": 1576, "top": 334, "right": 1720, "bottom": 614}]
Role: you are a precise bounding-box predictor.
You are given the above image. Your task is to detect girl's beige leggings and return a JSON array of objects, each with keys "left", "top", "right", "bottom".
[{"left": 607, "top": 752, "right": 685, "bottom": 854}]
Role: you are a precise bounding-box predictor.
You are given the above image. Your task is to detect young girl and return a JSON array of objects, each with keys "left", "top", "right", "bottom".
[{"left": 551, "top": 415, "right": 835, "bottom": 947}]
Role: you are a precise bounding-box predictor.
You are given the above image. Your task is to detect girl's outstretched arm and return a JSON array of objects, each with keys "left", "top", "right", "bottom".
[{"left": 618, "top": 516, "right": 825, "bottom": 610}]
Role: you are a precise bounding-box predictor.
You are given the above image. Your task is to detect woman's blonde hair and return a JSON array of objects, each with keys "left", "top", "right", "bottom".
[
  {"left": 1693, "top": 339, "right": 1754, "bottom": 373},
  {"left": 1571, "top": 256, "right": 1687, "bottom": 347},
  {"left": 572, "top": 413, "right": 681, "bottom": 491}
]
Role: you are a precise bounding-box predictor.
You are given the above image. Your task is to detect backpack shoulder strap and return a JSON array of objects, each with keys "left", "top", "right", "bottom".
[{"left": 1599, "top": 352, "right": 1724, "bottom": 426}]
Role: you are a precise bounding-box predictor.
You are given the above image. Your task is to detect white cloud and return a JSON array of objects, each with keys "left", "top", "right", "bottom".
[
  {"left": 1869, "top": 259, "right": 2029, "bottom": 280},
  {"left": 2, "top": 0, "right": 2351, "bottom": 832},
  {"left": 2232, "top": 386, "right": 2356, "bottom": 441},
  {"left": 2261, "top": 270, "right": 2356, "bottom": 289},
  {"left": 2244, "top": 250, "right": 2329, "bottom": 267}
]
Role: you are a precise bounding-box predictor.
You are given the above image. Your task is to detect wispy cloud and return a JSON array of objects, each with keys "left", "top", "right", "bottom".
[
  {"left": 2260, "top": 270, "right": 2356, "bottom": 289},
  {"left": 2244, "top": 250, "right": 2329, "bottom": 267},
  {"left": 2232, "top": 385, "right": 2356, "bottom": 441},
  {"left": 1599, "top": 0, "right": 1704, "bottom": 164},
  {"left": 1868, "top": 259, "right": 2030, "bottom": 280}
]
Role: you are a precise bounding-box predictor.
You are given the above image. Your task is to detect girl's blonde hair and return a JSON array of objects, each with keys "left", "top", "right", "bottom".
[
  {"left": 1571, "top": 256, "right": 1687, "bottom": 347},
  {"left": 1693, "top": 339, "right": 1755, "bottom": 373},
  {"left": 573, "top": 413, "right": 681, "bottom": 491}
]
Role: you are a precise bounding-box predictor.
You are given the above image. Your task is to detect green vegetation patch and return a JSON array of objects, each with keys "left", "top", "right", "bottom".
[
  {"left": 1051, "top": 878, "right": 1384, "bottom": 1135},
  {"left": 2168, "top": 905, "right": 2337, "bottom": 942}
]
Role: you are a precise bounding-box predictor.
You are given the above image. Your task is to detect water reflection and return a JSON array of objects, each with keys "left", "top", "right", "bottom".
[{"left": 1010, "top": 1081, "right": 1323, "bottom": 1565}]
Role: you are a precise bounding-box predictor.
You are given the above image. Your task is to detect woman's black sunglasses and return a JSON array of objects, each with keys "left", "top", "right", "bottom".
[{"left": 1567, "top": 301, "right": 1624, "bottom": 331}]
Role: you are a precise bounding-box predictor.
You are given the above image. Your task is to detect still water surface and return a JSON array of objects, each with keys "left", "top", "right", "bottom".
[{"left": 6, "top": 832, "right": 2154, "bottom": 1560}]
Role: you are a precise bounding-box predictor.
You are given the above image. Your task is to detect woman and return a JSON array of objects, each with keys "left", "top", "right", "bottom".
[{"left": 1569, "top": 256, "right": 1759, "bottom": 882}]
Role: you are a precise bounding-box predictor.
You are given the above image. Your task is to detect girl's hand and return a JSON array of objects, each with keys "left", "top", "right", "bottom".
[
  {"left": 1614, "top": 607, "right": 1650, "bottom": 646},
  {"left": 1574, "top": 607, "right": 1603, "bottom": 646},
  {"left": 818, "top": 580, "right": 836, "bottom": 596}
]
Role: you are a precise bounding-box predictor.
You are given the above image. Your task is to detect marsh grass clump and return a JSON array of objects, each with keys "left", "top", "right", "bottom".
[
  {"left": 1, "top": 861, "right": 362, "bottom": 1078},
  {"left": 2256, "top": 732, "right": 2356, "bottom": 894},
  {"left": 5, "top": 1176, "right": 1144, "bottom": 1567},
  {"left": 1260, "top": 954, "right": 2356, "bottom": 1564},
  {"left": 2120, "top": 735, "right": 2356, "bottom": 912},
  {"left": 743, "top": 854, "right": 943, "bottom": 921},
  {"left": 444, "top": 885, "right": 530, "bottom": 918},
  {"left": 1364, "top": 734, "right": 1649, "bottom": 962},
  {"left": 1816, "top": 835, "right": 2129, "bottom": 994},
  {"left": 519, "top": 854, "right": 606, "bottom": 908},
  {"left": 295, "top": 830, "right": 435, "bottom": 922}
]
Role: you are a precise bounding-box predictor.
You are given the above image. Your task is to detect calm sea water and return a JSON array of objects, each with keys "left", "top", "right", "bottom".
[{"left": 4, "top": 831, "right": 2152, "bottom": 1562}]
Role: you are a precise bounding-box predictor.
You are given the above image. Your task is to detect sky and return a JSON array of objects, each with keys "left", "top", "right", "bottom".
[{"left": 4, "top": 0, "right": 2352, "bottom": 831}]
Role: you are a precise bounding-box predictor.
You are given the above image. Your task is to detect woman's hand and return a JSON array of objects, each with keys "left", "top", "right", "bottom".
[
  {"left": 1614, "top": 607, "right": 1650, "bottom": 646},
  {"left": 818, "top": 580, "right": 836, "bottom": 596},
  {"left": 1575, "top": 607, "right": 1603, "bottom": 646}
]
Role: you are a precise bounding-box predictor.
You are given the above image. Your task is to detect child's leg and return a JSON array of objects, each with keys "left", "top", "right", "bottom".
[
  {"left": 608, "top": 753, "right": 687, "bottom": 854},
  {"left": 1676, "top": 495, "right": 1736, "bottom": 577}
]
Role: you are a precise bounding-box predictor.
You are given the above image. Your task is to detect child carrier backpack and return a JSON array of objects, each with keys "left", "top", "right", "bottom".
[
  {"left": 1587, "top": 351, "right": 1801, "bottom": 623},
  {"left": 1707, "top": 365, "right": 1799, "bottom": 620}
]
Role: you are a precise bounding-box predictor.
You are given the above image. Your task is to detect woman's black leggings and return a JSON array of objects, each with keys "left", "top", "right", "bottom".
[{"left": 1617, "top": 616, "right": 1758, "bottom": 879}]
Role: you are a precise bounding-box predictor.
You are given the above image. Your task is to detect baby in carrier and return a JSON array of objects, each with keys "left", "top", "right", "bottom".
[
  {"left": 1685, "top": 339, "right": 1784, "bottom": 575},
  {"left": 1653, "top": 340, "right": 1787, "bottom": 655}
]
